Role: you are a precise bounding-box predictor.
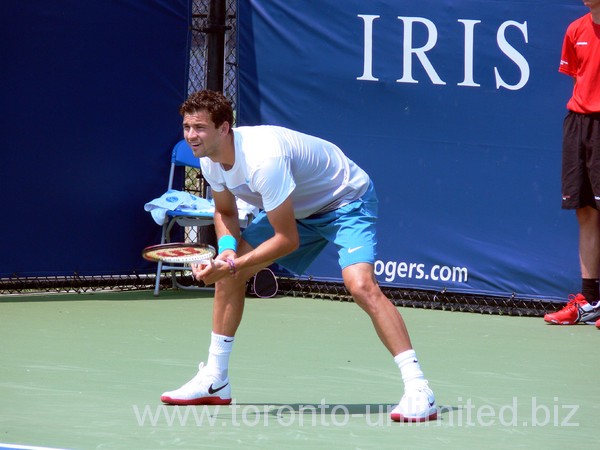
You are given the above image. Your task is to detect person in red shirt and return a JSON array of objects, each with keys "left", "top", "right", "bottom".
[{"left": 544, "top": 0, "right": 600, "bottom": 327}]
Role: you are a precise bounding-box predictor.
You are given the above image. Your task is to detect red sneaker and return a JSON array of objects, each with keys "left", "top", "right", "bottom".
[
  {"left": 596, "top": 318, "right": 600, "bottom": 329},
  {"left": 543, "top": 294, "right": 592, "bottom": 325}
]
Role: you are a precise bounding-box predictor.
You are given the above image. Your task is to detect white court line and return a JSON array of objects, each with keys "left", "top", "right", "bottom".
[{"left": 0, "top": 444, "right": 69, "bottom": 450}]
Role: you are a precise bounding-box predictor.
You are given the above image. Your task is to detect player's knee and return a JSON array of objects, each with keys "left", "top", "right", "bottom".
[
  {"left": 346, "top": 277, "right": 381, "bottom": 307},
  {"left": 345, "top": 276, "right": 368, "bottom": 296},
  {"left": 576, "top": 206, "right": 600, "bottom": 226},
  {"left": 215, "top": 275, "right": 248, "bottom": 291},
  {"left": 353, "top": 293, "right": 391, "bottom": 319}
]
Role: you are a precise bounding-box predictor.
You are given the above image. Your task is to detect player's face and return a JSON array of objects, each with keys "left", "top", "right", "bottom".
[{"left": 183, "top": 110, "right": 227, "bottom": 159}]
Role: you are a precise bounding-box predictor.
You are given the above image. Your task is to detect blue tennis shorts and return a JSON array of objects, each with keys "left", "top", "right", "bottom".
[{"left": 242, "top": 182, "right": 378, "bottom": 275}]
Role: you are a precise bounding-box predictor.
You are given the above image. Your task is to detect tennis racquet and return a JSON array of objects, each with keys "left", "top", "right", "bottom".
[
  {"left": 249, "top": 268, "right": 278, "bottom": 298},
  {"left": 142, "top": 242, "right": 216, "bottom": 265}
]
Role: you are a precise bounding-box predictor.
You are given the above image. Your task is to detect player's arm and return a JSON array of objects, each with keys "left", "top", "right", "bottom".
[
  {"left": 190, "top": 187, "right": 239, "bottom": 283},
  {"left": 193, "top": 194, "right": 298, "bottom": 285},
  {"left": 211, "top": 188, "right": 241, "bottom": 244},
  {"left": 233, "top": 195, "right": 299, "bottom": 271},
  {"left": 230, "top": 154, "right": 299, "bottom": 271}
]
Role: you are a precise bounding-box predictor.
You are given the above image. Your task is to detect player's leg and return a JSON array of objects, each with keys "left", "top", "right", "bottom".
[
  {"left": 342, "top": 263, "right": 412, "bottom": 355},
  {"left": 162, "top": 213, "right": 329, "bottom": 406},
  {"left": 577, "top": 112, "right": 600, "bottom": 299},
  {"left": 575, "top": 196, "right": 600, "bottom": 327},
  {"left": 331, "top": 184, "right": 409, "bottom": 356},
  {"left": 329, "top": 183, "right": 436, "bottom": 422},
  {"left": 577, "top": 206, "right": 600, "bottom": 281},
  {"left": 586, "top": 114, "right": 600, "bottom": 327},
  {"left": 341, "top": 263, "right": 436, "bottom": 422},
  {"left": 161, "top": 239, "right": 264, "bottom": 405},
  {"left": 211, "top": 239, "right": 266, "bottom": 336}
]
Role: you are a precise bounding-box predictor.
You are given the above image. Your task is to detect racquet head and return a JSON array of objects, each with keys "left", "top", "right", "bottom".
[
  {"left": 142, "top": 242, "right": 216, "bottom": 264},
  {"left": 251, "top": 268, "right": 278, "bottom": 298}
]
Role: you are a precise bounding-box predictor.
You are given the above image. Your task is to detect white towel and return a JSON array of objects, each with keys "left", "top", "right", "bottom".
[
  {"left": 144, "top": 190, "right": 259, "bottom": 225},
  {"left": 144, "top": 190, "right": 214, "bottom": 225}
]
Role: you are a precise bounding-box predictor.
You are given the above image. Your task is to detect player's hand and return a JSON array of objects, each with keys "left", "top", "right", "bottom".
[{"left": 192, "top": 252, "right": 235, "bottom": 285}]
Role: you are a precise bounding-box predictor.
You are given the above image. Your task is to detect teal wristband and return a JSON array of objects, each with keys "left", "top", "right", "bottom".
[{"left": 218, "top": 235, "right": 237, "bottom": 254}]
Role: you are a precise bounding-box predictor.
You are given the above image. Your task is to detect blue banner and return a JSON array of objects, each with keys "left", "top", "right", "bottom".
[
  {"left": 1, "top": 1, "right": 191, "bottom": 277},
  {"left": 238, "top": 0, "right": 586, "bottom": 300}
]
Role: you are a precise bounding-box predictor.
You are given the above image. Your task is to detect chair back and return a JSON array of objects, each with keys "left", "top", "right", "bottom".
[
  {"left": 167, "top": 139, "right": 201, "bottom": 189},
  {"left": 171, "top": 139, "right": 200, "bottom": 168}
]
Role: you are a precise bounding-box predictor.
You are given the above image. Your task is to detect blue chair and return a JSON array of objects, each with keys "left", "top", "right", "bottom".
[
  {"left": 152, "top": 140, "right": 254, "bottom": 296},
  {"left": 153, "top": 140, "right": 216, "bottom": 296}
]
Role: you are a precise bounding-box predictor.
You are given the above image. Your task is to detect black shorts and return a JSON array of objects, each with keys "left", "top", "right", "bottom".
[{"left": 561, "top": 111, "right": 600, "bottom": 210}]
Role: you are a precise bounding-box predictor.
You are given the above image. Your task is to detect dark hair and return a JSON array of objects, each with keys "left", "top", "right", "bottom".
[{"left": 179, "top": 90, "right": 234, "bottom": 128}]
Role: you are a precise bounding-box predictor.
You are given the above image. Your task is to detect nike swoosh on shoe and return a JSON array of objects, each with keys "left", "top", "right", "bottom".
[{"left": 208, "top": 382, "right": 229, "bottom": 395}]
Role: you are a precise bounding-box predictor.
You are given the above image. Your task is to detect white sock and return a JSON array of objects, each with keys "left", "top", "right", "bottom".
[
  {"left": 394, "top": 349, "right": 426, "bottom": 390},
  {"left": 206, "top": 332, "right": 234, "bottom": 380}
]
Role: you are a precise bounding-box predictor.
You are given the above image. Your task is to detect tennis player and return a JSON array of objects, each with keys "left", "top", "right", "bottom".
[{"left": 160, "top": 90, "right": 437, "bottom": 422}]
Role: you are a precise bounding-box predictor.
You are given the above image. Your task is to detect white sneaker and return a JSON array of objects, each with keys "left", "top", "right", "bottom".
[
  {"left": 390, "top": 381, "right": 437, "bottom": 422},
  {"left": 161, "top": 362, "right": 232, "bottom": 405}
]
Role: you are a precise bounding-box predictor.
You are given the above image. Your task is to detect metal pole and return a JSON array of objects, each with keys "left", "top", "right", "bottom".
[
  {"left": 206, "top": 0, "right": 226, "bottom": 92},
  {"left": 201, "top": 0, "right": 227, "bottom": 248}
]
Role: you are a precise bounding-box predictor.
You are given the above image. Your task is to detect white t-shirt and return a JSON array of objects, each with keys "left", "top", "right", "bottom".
[{"left": 200, "top": 126, "right": 370, "bottom": 219}]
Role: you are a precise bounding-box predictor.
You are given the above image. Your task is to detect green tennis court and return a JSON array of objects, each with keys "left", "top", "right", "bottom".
[{"left": 1, "top": 290, "right": 598, "bottom": 449}]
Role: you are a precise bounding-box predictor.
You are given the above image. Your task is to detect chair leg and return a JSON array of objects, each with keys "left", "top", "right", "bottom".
[
  {"left": 154, "top": 260, "right": 163, "bottom": 297},
  {"left": 170, "top": 269, "right": 178, "bottom": 289},
  {"left": 153, "top": 221, "right": 170, "bottom": 297}
]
